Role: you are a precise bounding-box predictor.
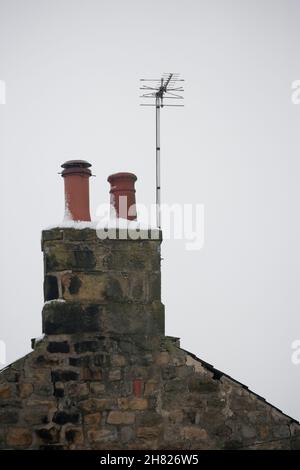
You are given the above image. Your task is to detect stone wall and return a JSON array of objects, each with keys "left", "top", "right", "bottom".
[
  {"left": 0, "top": 228, "right": 299, "bottom": 449},
  {"left": 0, "top": 333, "right": 299, "bottom": 450}
]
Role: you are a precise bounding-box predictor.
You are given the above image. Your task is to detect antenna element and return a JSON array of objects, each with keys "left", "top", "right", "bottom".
[{"left": 140, "top": 73, "right": 184, "bottom": 229}]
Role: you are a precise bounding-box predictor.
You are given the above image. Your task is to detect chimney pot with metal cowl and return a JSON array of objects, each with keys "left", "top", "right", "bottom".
[
  {"left": 61, "top": 160, "right": 92, "bottom": 221},
  {"left": 108, "top": 172, "right": 137, "bottom": 221}
]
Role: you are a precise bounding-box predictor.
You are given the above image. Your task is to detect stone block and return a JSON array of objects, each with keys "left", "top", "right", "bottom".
[
  {"left": 18, "top": 383, "right": 33, "bottom": 399},
  {"left": 107, "top": 411, "right": 135, "bottom": 425},
  {"left": 182, "top": 426, "right": 208, "bottom": 441},
  {"left": 84, "top": 413, "right": 102, "bottom": 425},
  {"left": 101, "top": 301, "right": 165, "bottom": 337},
  {"left": 87, "top": 428, "right": 117, "bottom": 444},
  {"left": 118, "top": 397, "right": 148, "bottom": 411},
  {"left": 136, "top": 426, "right": 161, "bottom": 439},
  {"left": 43, "top": 302, "right": 102, "bottom": 335},
  {"left": 65, "top": 427, "right": 84, "bottom": 445},
  {"left": 7, "top": 428, "right": 33, "bottom": 448},
  {"left": 35, "top": 427, "right": 60, "bottom": 444},
  {"left": 47, "top": 341, "right": 70, "bottom": 353},
  {"left": 79, "top": 398, "right": 116, "bottom": 413},
  {"left": 51, "top": 370, "right": 79, "bottom": 382},
  {"left": 69, "top": 356, "right": 92, "bottom": 367},
  {"left": 66, "top": 382, "right": 89, "bottom": 398},
  {"left": 81, "top": 368, "right": 102, "bottom": 381},
  {"left": 0, "top": 384, "right": 12, "bottom": 399},
  {"left": 75, "top": 340, "right": 99, "bottom": 353},
  {"left": 109, "top": 369, "right": 121, "bottom": 381},
  {"left": 144, "top": 379, "right": 160, "bottom": 396},
  {"left": 90, "top": 382, "right": 105, "bottom": 395},
  {"left": 52, "top": 411, "right": 80, "bottom": 425},
  {"left": 120, "top": 426, "right": 134, "bottom": 444},
  {"left": 22, "top": 406, "right": 50, "bottom": 426},
  {"left": 111, "top": 355, "right": 126, "bottom": 367},
  {"left": 0, "top": 408, "right": 19, "bottom": 425},
  {"left": 188, "top": 377, "right": 219, "bottom": 394}
]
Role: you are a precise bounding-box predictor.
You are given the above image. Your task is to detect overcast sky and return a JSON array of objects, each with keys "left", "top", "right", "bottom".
[{"left": 0, "top": 0, "right": 300, "bottom": 420}]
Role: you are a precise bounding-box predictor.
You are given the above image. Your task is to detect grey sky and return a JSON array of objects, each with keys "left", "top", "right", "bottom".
[{"left": 0, "top": 0, "right": 299, "bottom": 420}]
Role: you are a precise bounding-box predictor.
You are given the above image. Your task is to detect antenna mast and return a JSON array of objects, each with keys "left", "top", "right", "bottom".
[{"left": 140, "top": 73, "right": 184, "bottom": 229}]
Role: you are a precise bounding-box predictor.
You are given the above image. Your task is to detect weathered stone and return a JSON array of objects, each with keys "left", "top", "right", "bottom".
[
  {"left": 54, "top": 387, "right": 64, "bottom": 398},
  {"left": 107, "top": 411, "right": 135, "bottom": 425},
  {"left": 111, "top": 355, "right": 126, "bottom": 367},
  {"left": 87, "top": 428, "right": 116, "bottom": 443},
  {"left": 84, "top": 413, "right": 102, "bottom": 425},
  {"left": 109, "top": 369, "right": 121, "bottom": 381},
  {"left": 35, "top": 427, "right": 59, "bottom": 444},
  {"left": 94, "top": 353, "right": 110, "bottom": 367},
  {"left": 44, "top": 275, "right": 59, "bottom": 301},
  {"left": 43, "top": 302, "right": 102, "bottom": 335},
  {"left": 79, "top": 398, "right": 115, "bottom": 412},
  {"left": 144, "top": 380, "right": 159, "bottom": 396},
  {"left": 120, "top": 426, "right": 134, "bottom": 443},
  {"left": 81, "top": 368, "right": 102, "bottom": 381},
  {"left": 90, "top": 382, "right": 105, "bottom": 395},
  {"left": 166, "top": 409, "right": 184, "bottom": 424},
  {"left": 73, "top": 248, "right": 96, "bottom": 270},
  {"left": 164, "top": 378, "right": 187, "bottom": 393},
  {"left": 0, "top": 384, "right": 12, "bottom": 399},
  {"left": 7, "top": 428, "right": 33, "bottom": 448},
  {"left": 0, "top": 408, "right": 19, "bottom": 424},
  {"left": 18, "top": 383, "right": 33, "bottom": 399},
  {"left": 188, "top": 377, "right": 219, "bottom": 394},
  {"left": 67, "top": 382, "right": 89, "bottom": 398},
  {"left": 291, "top": 436, "right": 300, "bottom": 450},
  {"left": 23, "top": 406, "right": 50, "bottom": 425},
  {"left": 241, "top": 424, "right": 256, "bottom": 439},
  {"left": 65, "top": 427, "right": 84, "bottom": 445},
  {"left": 182, "top": 426, "right": 208, "bottom": 441},
  {"left": 155, "top": 352, "right": 170, "bottom": 365},
  {"left": 69, "top": 356, "right": 91, "bottom": 367},
  {"left": 162, "top": 365, "right": 177, "bottom": 380},
  {"left": 101, "top": 301, "right": 165, "bottom": 336},
  {"left": 52, "top": 411, "right": 80, "bottom": 425},
  {"left": 74, "top": 341, "right": 99, "bottom": 354},
  {"left": 118, "top": 397, "right": 148, "bottom": 411},
  {"left": 137, "top": 426, "right": 161, "bottom": 439},
  {"left": 138, "top": 411, "right": 162, "bottom": 427},
  {"left": 47, "top": 341, "right": 70, "bottom": 353},
  {"left": 273, "top": 424, "right": 290, "bottom": 439},
  {"left": 42, "top": 228, "right": 63, "bottom": 242},
  {"left": 3, "top": 369, "right": 20, "bottom": 382},
  {"left": 68, "top": 275, "right": 82, "bottom": 295},
  {"left": 51, "top": 370, "right": 79, "bottom": 382}
]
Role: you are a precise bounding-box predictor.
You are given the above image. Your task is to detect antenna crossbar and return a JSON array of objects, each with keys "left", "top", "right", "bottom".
[{"left": 140, "top": 73, "right": 184, "bottom": 229}]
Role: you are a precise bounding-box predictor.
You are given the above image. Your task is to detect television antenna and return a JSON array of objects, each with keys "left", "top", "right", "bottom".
[{"left": 140, "top": 73, "right": 184, "bottom": 229}]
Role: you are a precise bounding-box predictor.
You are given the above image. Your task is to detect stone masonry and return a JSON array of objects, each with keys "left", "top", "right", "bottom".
[{"left": 0, "top": 227, "right": 299, "bottom": 450}]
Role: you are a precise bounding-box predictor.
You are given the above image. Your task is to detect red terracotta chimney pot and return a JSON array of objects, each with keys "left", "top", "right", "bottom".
[
  {"left": 61, "top": 160, "right": 92, "bottom": 221},
  {"left": 107, "top": 172, "right": 137, "bottom": 221}
]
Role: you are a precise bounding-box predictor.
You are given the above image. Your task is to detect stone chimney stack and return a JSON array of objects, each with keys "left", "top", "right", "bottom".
[{"left": 42, "top": 164, "right": 164, "bottom": 338}]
